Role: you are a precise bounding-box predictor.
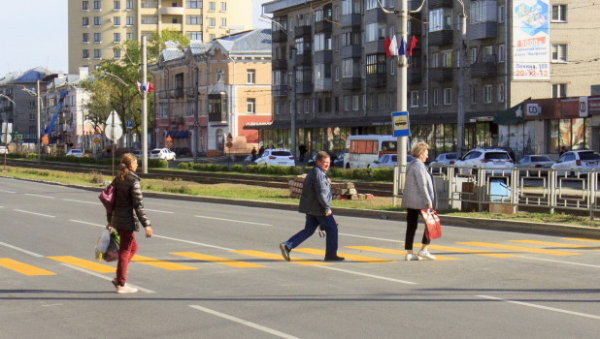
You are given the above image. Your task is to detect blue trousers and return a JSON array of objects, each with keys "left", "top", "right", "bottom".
[{"left": 284, "top": 214, "right": 339, "bottom": 258}]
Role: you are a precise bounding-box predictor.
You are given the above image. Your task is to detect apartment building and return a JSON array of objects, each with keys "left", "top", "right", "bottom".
[
  {"left": 68, "top": 0, "right": 253, "bottom": 74},
  {"left": 151, "top": 29, "right": 272, "bottom": 154},
  {"left": 257, "top": 0, "right": 600, "bottom": 159}
]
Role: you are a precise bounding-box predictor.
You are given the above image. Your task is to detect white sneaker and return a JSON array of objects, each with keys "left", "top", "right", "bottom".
[
  {"left": 418, "top": 250, "right": 436, "bottom": 260},
  {"left": 117, "top": 284, "right": 138, "bottom": 294},
  {"left": 405, "top": 253, "right": 421, "bottom": 261}
]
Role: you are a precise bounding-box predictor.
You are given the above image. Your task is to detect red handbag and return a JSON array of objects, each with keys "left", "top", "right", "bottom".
[
  {"left": 99, "top": 184, "right": 116, "bottom": 213},
  {"left": 421, "top": 209, "right": 442, "bottom": 240}
]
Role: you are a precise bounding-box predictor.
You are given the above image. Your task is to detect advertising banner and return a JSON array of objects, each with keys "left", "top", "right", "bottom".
[{"left": 512, "top": 0, "right": 550, "bottom": 80}]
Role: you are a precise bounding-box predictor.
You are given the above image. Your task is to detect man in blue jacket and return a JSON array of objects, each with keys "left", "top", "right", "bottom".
[{"left": 279, "top": 151, "right": 344, "bottom": 261}]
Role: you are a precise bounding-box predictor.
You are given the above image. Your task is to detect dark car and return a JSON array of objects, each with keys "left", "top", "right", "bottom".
[{"left": 307, "top": 151, "right": 338, "bottom": 166}]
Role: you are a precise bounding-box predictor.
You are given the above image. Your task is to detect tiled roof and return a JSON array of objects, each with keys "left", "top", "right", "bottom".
[{"left": 216, "top": 28, "right": 272, "bottom": 55}]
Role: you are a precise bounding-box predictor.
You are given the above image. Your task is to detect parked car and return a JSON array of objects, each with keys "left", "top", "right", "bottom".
[
  {"left": 515, "top": 155, "right": 555, "bottom": 176},
  {"left": 333, "top": 153, "right": 345, "bottom": 168},
  {"left": 307, "top": 151, "right": 338, "bottom": 167},
  {"left": 428, "top": 152, "right": 457, "bottom": 174},
  {"left": 254, "top": 148, "right": 295, "bottom": 166},
  {"left": 65, "top": 149, "right": 85, "bottom": 157},
  {"left": 454, "top": 148, "right": 514, "bottom": 176},
  {"left": 551, "top": 150, "right": 600, "bottom": 176},
  {"left": 369, "top": 154, "right": 415, "bottom": 169},
  {"left": 0, "top": 146, "right": 9, "bottom": 154},
  {"left": 149, "top": 148, "right": 176, "bottom": 161}
]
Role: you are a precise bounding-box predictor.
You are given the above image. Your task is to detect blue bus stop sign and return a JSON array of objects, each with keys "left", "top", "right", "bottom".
[{"left": 391, "top": 111, "right": 410, "bottom": 137}]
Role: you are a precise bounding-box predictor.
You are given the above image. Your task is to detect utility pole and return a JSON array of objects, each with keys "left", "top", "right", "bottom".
[
  {"left": 457, "top": 12, "right": 467, "bottom": 158},
  {"left": 193, "top": 66, "right": 199, "bottom": 163},
  {"left": 36, "top": 80, "right": 41, "bottom": 165},
  {"left": 141, "top": 36, "right": 148, "bottom": 174},
  {"left": 396, "top": 0, "right": 409, "bottom": 190},
  {"left": 291, "top": 49, "right": 297, "bottom": 159}
]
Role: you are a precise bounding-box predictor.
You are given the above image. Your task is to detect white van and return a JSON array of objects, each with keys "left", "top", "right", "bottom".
[{"left": 344, "top": 135, "right": 399, "bottom": 169}]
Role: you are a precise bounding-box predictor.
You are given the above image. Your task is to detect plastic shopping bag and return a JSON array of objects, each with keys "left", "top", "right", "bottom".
[
  {"left": 421, "top": 209, "right": 442, "bottom": 240},
  {"left": 103, "top": 231, "right": 120, "bottom": 262},
  {"left": 94, "top": 229, "right": 111, "bottom": 261}
]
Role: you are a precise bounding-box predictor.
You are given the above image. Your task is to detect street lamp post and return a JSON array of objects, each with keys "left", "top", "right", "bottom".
[
  {"left": 101, "top": 71, "right": 132, "bottom": 151},
  {"left": 21, "top": 82, "right": 42, "bottom": 164}
]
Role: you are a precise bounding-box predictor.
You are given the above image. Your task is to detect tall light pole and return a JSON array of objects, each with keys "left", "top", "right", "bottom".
[
  {"left": 101, "top": 71, "right": 132, "bottom": 151},
  {"left": 21, "top": 82, "right": 42, "bottom": 164},
  {"left": 141, "top": 36, "right": 148, "bottom": 174}
]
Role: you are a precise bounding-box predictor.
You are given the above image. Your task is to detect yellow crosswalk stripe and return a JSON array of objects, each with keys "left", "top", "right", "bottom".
[
  {"left": 231, "top": 250, "right": 330, "bottom": 266},
  {"left": 293, "top": 248, "right": 395, "bottom": 263},
  {"left": 457, "top": 242, "right": 581, "bottom": 256},
  {"left": 564, "top": 238, "right": 600, "bottom": 243},
  {"left": 346, "top": 246, "right": 459, "bottom": 261},
  {"left": 0, "top": 258, "right": 55, "bottom": 276},
  {"left": 48, "top": 256, "right": 115, "bottom": 273},
  {"left": 511, "top": 240, "right": 600, "bottom": 250},
  {"left": 414, "top": 243, "right": 517, "bottom": 258},
  {"left": 171, "top": 252, "right": 264, "bottom": 268},
  {"left": 130, "top": 255, "right": 198, "bottom": 270}
]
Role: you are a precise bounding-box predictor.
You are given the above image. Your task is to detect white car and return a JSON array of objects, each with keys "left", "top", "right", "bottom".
[
  {"left": 65, "top": 149, "right": 85, "bottom": 157},
  {"left": 428, "top": 152, "right": 457, "bottom": 174},
  {"left": 369, "top": 154, "right": 415, "bottom": 169},
  {"left": 551, "top": 150, "right": 600, "bottom": 176},
  {"left": 454, "top": 148, "right": 514, "bottom": 176},
  {"left": 254, "top": 148, "right": 295, "bottom": 166},
  {"left": 149, "top": 148, "right": 176, "bottom": 161}
]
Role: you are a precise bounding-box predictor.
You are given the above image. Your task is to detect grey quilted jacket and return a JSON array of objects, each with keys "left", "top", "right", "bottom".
[
  {"left": 401, "top": 159, "right": 437, "bottom": 210},
  {"left": 298, "top": 165, "right": 331, "bottom": 216},
  {"left": 106, "top": 171, "right": 151, "bottom": 231}
]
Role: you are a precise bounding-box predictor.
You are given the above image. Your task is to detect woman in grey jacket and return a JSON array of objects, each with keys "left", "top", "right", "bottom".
[
  {"left": 401, "top": 142, "right": 437, "bottom": 261},
  {"left": 106, "top": 153, "right": 152, "bottom": 293}
]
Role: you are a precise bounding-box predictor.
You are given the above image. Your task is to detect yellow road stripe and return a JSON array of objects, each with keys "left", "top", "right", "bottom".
[
  {"left": 346, "top": 246, "right": 458, "bottom": 261},
  {"left": 130, "top": 255, "right": 197, "bottom": 270},
  {"left": 511, "top": 240, "right": 600, "bottom": 250},
  {"left": 564, "top": 238, "right": 600, "bottom": 243},
  {"left": 171, "top": 252, "right": 264, "bottom": 268},
  {"left": 414, "top": 243, "right": 517, "bottom": 258},
  {"left": 48, "top": 256, "right": 115, "bottom": 273},
  {"left": 0, "top": 258, "right": 55, "bottom": 276},
  {"left": 457, "top": 242, "right": 581, "bottom": 256},
  {"left": 231, "top": 250, "right": 329, "bottom": 266},
  {"left": 294, "top": 248, "right": 395, "bottom": 263}
]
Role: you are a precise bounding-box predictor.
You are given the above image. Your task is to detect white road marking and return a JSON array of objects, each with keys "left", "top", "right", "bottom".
[
  {"left": 41, "top": 304, "right": 64, "bottom": 307},
  {"left": 62, "top": 264, "right": 155, "bottom": 294},
  {"left": 519, "top": 256, "right": 600, "bottom": 269},
  {"left": 477, "top": 295, "right": 600, "bottom": 320},
  {"left": 189, "top": 305, "right": 301, "bottom": 339},
  {"left": 70, "top": 220, "right": 104, "bottom": 227},
  {"left": 0, "top": 242, "right": 44, "bottom": 258},
  {"left": 340, "top": 232, "right": 403, "bottom": 243},
  {"left": 145, "top": 208, "right": 174, "bottom": 214},
  {"left": 0, "top": 189, "right": 15, "bottom": 193},
  {"left": 195, "top": 215, "right": 272, "bottom": 226},
  {"left": 63, "top": 198, "right": 98, "bottom": 205},
  {"left": 315, "top": 265, "right": 417, "bottom": 285},
  {"left": 25, "top": 194, "right": 54, "bottom": 199},
  {"left": 14, "top": 209, "right": 55, "bottom": 218}
]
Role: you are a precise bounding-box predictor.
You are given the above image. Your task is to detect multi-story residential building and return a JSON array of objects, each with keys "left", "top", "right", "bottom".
[
  {"left": 256, "top": 0, "right": 600, "bottom": 159},
  {"left": 151, "top": 28, "right": 272, "bottom": 153},
  {"left": 68, "top": 0, "right": 253, "bottom": 74}
]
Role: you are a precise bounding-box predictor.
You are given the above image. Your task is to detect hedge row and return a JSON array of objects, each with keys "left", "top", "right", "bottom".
[
  {"left": 177, "top": 162, "right": 394, "bottom": 182},
  {"left": 6, "top": 153, "right": 168, "bottom": 168}
]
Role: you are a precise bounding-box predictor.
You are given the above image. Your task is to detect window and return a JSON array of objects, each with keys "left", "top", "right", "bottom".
[
  {"left": 126, "top": 33, "right": 134, "bottom": 40},
  {"left": 352, "top": 95, "right": 359, "bottom": 111},
  {"left": 441, "top": 50, "right": 452, "bottom": 67},
  {"left": 366, "top": 54, "right": 386, "bottom": 75},
  {"left": 247, "top": 99, "right": 256, "bottom": 113},
  {"left": 247, "top": 70, "right": 256, "bottom": 84},
  {"left": 94, "top": 16, "right": 101, "bottom": 26},
  {"left": 443, "top": 88, "right": 452, "bottom": 105},
  {"left": 498, "top": 44, "right": 505, "bottom": 62},
  {"left": 208, "top": 17, "right": 215, "bottom": 27},
  {"left": 94, "top": 49, "right": 101, "bottom": 59},
  {"left": 221, "top": 18, "right": 226, "bottom": 27},
  {"left": 126, "top": 0, "right": 133, "bottom": 10},
  {"left": 390, "top": 60, "right": 395, "bottom": 75},
  {"left": 552, "top": 5, "right": 567, "bottom": 22},
  {"left": 483, "top": 85, "right": 492, "bottom": 103},
  {"left": 186, "top": 0, "right": 200, "bottom": 8},
  {"left": 497, "top": 84, "right": 505, "bottom": 103},
  {"left": 216, "top": 70, "right": 224, "bottom": 83},
  {"left": 141, "top": 0, "right": 158, "bottom": 8},
  {"left": 344, "top": 96, "right": 350, "bottom": 111},
  {"left": 433, "top": 89, "right": 439, "bottom": 106},
  {"left": 82, "top": 1, "right": 89, "bottom": 10},
  {"left": 113, "top": 1, "right": 120, "bottom": 10},
  {"left": 221, "top": 2, "right": 226, "bottom": 11},
  {"left": 552, "top": 84, "right": 567, "bottom": 98},
  {"left": 187, "top": 31, "right": 202, "bottom": 41},
  {"left": 366, "top": 22, "right": 386, "bottom": 42},
  {"left": 187, "top": 15, "right": 201, "bottom": 25},
  {"left": 82, "top": 33, "right": 89, "bottom": 43},
  {"left": 94, "top": 0, "right": 101, "bottom": 10},
  {"left": 114, "top": 48, "right": 121, "bottom": 59},
  {"left": 470, "top": 47, "right": 477, "bottom": 64},
  {"left": 209, "top": 1, "right": 215, "bottom": 11},
  {"left": 335, "top": 66, "right": 339, "bottom": 82},
  {"left": 429, "top": 8, "right": 452, "bottom": 32},
  {"left": 552, "top": 44, "right": 567, "bottom": 62},
  {"left": 304, "top": 100, "right": 309, "bottom": 114},
  {"left": 498, "top": 5, "right": 505, "bottom": 22},
  {"left": 126, "top": 16, "right": 133, "bottom": 25},
  {"left": 83, "top": 49, "right": 90, "bottom": 59},
  {"left": 94, "top": 33, "right": 101, "bottom": 43},
  {"left": 410, "top": 91, "right": 419, "bottom": 107},
  {"left": 82, "top": 17, "right": 89, "bottom": 26},
  {"left": 114, "top": 33, "right": 121, "bottom": 42},
  {"left": 113, "top": 16, "right": 121, "bottom": 26},
  {"left": 470, "top": 0, "right": 497, "bottom": 24},
  {"left": 141, "top": 15, "right": 158, "bottom": 24},
  {"left": 470, "top": 86, "right": 477, "bottom": 104}
]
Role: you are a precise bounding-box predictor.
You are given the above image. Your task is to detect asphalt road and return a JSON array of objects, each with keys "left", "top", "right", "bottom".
[{"left": 1, "top": 177, "right": 600, "bottom": 338}]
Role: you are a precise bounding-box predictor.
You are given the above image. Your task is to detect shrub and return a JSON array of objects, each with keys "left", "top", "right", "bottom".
[
  {"left": 178, "top": 162, "right": 190, "bottom": 170},
  {"left": 231, "top": 164, "right": 243, "bottom": 172},
  {"left": 245, "top": 164, "right": 260, "bottom": 174},
  {"left": 371, "top": 168, "right": 394, "bottom": 182},
  {"left": 89, "top": 171, "right": 105, "bottom": 184},
  {"left": 148, "top": 159, "right": 168, "bottom": 168}
]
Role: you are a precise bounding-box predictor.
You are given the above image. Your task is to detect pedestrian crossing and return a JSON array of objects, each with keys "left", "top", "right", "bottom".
[{"left": 1, "top": 237, "right": 599, "bottom": 276}]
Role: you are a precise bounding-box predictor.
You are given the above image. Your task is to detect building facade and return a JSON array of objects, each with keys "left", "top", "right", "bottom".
[
  {"left": 256, "top": 0, "right": 600, "bottom": 159},
  {"left": 68, "top": 0, "right": 254, "bottom": 73},
  {"left": 151, "top": 28, "right": 272, "bottom": 154}
]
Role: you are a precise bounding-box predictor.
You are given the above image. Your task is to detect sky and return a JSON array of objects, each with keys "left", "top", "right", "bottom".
[{"left": 0, "top": 0, "right": 271, "bottom": 78}]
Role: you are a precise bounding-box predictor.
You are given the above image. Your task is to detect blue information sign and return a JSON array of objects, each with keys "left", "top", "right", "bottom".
[
  {"left": 391, "top": 111, "right": 410, "bottom": 137},
  {"left": 126, "top": 120, "right": 133, "bottom": 129}
]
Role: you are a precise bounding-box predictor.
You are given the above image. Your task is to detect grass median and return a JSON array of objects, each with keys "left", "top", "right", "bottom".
[{"left": 1, "top": 166, "right": 599, "bottom": 228}]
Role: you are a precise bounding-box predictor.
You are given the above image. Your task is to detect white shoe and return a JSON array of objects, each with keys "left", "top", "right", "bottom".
[
  {"left": 418, "top": 250, "right": 436, "bottom": 260},
  {"left": 405, "top": 253, "right": 421, "bottom": 261},
  {"left": 117, "top": 284, "right": 138, "bottom": 294}
]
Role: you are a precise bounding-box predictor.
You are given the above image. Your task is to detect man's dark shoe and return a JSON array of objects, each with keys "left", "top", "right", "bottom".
[
  {"left": 279, "top": 243, "right": 290, "bottom": 261},
  {"left": 324, "top": 256, "right": 345, "bottom": 262}
]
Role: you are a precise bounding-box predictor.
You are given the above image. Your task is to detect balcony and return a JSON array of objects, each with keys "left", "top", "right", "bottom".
[
  {"left": 208, "top": 112, "right": 226, "bottom": 123},
  {"left": 365, "top": 8, "right": 386, "bottom": 23},
  {"left": 341, "top": 77, "right": 362, "bottom": 90},
  {"left": 342, "top": 45, "right": 362, "bottom": 59},
  {"left": 430, "top": 68, "right": 453, "bottom": 82},
  {"left": 314, "top": 50, "right": 332, "bottom": 64},
  {"left": 408, "top": 68, "right": 422, "bottom": 84},
  {"left": 469, "top": 22, "right": 498, "bottom": 40},
  {"left": 315, "top": 20, "right": 332, "bottom": 33},
  {"left": 272, "top": 30, "right": 287, "bottom": 43},
  {"left": 429, "top": 29, "right": 453, "bottom": 46},
  {"left": 170, "top": 88, "right": 184, "bottom": 98},
  {"left": 471, "top": 61, "right": 498, "bottom": 78},
  {"left": 341, "top": 14, "right": 361, "bottom": 28},
  {"left": 161, "top": 23, "right": 183, "bottom": 31},
  {"left": 272, "top": 59, "right": 288, "bottom": 71},
  {"left": 296, "top": 81, "right": 313, "bottom": 94},
  {"left": 314, "top": 78, "right": 332, "bottom": 92},
  {"left": 294, "top": 25, "right": 311, "bottom": 38},
  {"left": 159, "top": 6, "right": 184, "bottom": 15},
  {"left": 429, "top": 0, "right": 453, "bottom": 8},
  {"left": 365, "top": 39, "right": 386, "bottom": 55},
  {"left": 367, "top": 73, "right": 386, "bottom": 88},
  {"left": 296, "top": 53, "right": 312, "bottom": 66},
  {"left": 272, "top": 85, "right": 288, "bottom": 97}
]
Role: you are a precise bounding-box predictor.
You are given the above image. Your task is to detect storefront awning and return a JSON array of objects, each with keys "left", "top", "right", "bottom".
[{"left": 494, "top": 103, "right": 525, "bottom": 125}]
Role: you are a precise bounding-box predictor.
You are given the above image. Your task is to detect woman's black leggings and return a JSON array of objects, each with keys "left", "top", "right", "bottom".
[{"left": 405, "top": 208, "right": 430, "bottom": 250}]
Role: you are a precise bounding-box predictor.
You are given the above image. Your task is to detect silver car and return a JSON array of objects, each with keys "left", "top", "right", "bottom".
[
  {"left": 551, "top": 150, "right": 600, "bottom": 176},
  {"left": 515, "top": 155, "right": 554, "bottom": 176},
  {"left": 369, "top": 154, "right": 415, "bottom": 169},
  {"left": 429, "top": 152, "right": 457, "bottom": 174}
]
